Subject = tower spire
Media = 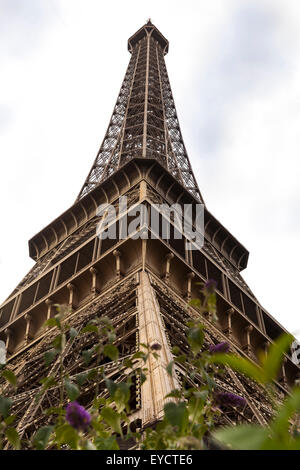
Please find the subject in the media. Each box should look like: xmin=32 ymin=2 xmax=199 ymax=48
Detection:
xmin=77 ymin=22 xmax=203 ymax=203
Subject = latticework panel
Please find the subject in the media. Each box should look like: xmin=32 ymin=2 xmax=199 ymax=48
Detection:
xmin=77 ymin=23 xmax=202 ymax=202
xmin=1 ymin=276 xmax=140 ymax=445
xmin=150 ymin=274 xmax=275 ymax=427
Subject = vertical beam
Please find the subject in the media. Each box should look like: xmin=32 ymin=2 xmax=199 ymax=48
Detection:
xmin=138 ymin=271 xmax=179 ymax=425
xmin=142 ymin=33 xmax=150 ymax=158
xmin=89 ymin=267 xmax=99 ymax=297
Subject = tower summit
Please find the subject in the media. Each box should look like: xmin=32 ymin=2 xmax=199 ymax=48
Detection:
xmin=77 ymin=20 xmax=202 ymax=202
xmin=0 ymin=22 xmax=299 ymax=445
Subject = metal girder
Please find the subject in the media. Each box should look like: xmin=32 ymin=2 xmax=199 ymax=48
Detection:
xmin=77 ymin=22 xmax=203 ymax=203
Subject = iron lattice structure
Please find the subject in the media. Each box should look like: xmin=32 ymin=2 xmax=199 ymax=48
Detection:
xmin=0 ymin=22 xmax=299 ymax=448
xmin=77 ymin=21 xmax=202 ymax=202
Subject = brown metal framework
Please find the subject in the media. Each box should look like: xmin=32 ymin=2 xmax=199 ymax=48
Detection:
xmin=77 ymin=21 xmax=202 ymax=202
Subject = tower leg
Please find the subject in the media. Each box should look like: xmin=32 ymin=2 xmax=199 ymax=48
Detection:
xmin=138 ymin=271 xmax=179 ymax=426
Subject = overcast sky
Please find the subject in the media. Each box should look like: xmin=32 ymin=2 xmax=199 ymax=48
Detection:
xmin=0 ymin=0 xmax=300 ymax=339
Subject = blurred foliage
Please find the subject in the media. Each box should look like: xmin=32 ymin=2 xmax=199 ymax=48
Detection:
xmin=0 ymin=281 xmax=299 ymax=450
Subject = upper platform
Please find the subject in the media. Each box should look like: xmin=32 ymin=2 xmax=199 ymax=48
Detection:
xmin=128 ymin=20 xmax=169 ymax=54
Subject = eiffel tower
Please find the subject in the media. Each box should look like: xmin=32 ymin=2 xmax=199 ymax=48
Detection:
xmin=0 ymin=21 xmax=299 ymax=444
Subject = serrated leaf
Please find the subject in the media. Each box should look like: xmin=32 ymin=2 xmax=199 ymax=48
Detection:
xmin=189 ymin=298 xmax=201 ymax=307
xmin=44 ymin=317 xmax=61 ymax=329
xmin=103 ymin=344 xmax=119 ymax=362
xmin=271 ymin=387 xmax=300 ymax=437
xmin=69 ymin=328 xmax=78 ymax=340
xmin=210 ymin=353 xmax=263 ymax=384
xmin=82 ymin=348 xmax=94 ymax=365
xmin=88 ymin=369 xmax=98 ymax=380
xmin=44 ymin=349 xmax=58 ymax=366
xmin=33 ymin=426 xmax=54 ymax=450
xmin=2 ymin=369 xmax=17 ymax=387
xmin=94 ymin=435 xmax=119 ymax=450
xmin=261 ymin=333 xmax=294 ymax=384
xmin=107 ymin=332 xmax=116 ymax=343
xmin=213 ymin=424 xmax=269 ymax=450
xmin=112 ymin=382 xmax=131 ymax=412
xmin=75 ymin=372 xmax=89 ymax=387
xmin=45 ymin=407 xmax=65 ymax=416
xmin=132 ymin=351 xmax=147 ymax=361
xmin=52 ymin=333 xmax=66 ymax=352
xmin=40 ymin=376 xmax=57 ymax=389
xmin=187 ymin=325 xmax=204 ymax=354
xmin=124 ymin=358 xmax=134 ymax=369
xmin=54 ymin=423 xmax=78 ymax=450
xmin=82 ymin=325 xmax=99 ymax=334
xmin=64 ymin=379 xmax=80 ymax=401
xmin=164 ymin=402 xmax=188 ymax=433
xmin=101 ymin=407 xmax=122 ymax=435
xmin=165 ymin=389 xmax=182 ymax=399
xmin=166 ymin=361 xmax=174 ymax=376
xmin=105 ymin=378 xmax=118 ymax=397
xmin=5 ymin=427 xmax=21 ymax=450
xmin=0 ymin=396 xmax=12 ymax=419
xmin=140 ymin=372 xmax=146 ymax=385
xmin=5 ymin=427 xmax=20 ymax=449
xmin=4 ymin=414 xmax=16 ymax=425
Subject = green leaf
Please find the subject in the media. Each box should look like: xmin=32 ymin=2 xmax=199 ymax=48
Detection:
xmin=103 ymin=344 xmax=119 ymax=362
xmin=40 ymin=376 xmax=57 ymax=390
xmin=33 ymin=426 xmax=54 ymax=450
xmin=82 ymin=324 xmax=99 ymax=334
xmin=69 ymin=328 xmax=78 ymax=340
xmin=105 ymin=380 xmax=131 ymax=412
xmin=187 ymin=325 xmax=204 ymax=354
xmin=187 ymin=394 xmax=206 ymax=423
xmin=107 ymin=332 xmax=116 ymax=343
xmin=123 ymin=358 xmax=134 ymax=369
xmin=172 ymin=346 xmax=180 ymax=355
xmin=105 ymin=378 xmax=118 ymax=397
xmin=140 ymin=372 xmax=146 ymax=385
xmin=2 ymin=369 xmax=17 ymax=387
xmin=261 ymin=333 xmax=294 ymax=384
xmin=101 ymin=407 xmax=122 ymax=435
xmin=82 ymin=439 xmax=96 ymax=450
xmin=0 ymin=396 xmax=12 ymax=419
xmin=54 ymin=423 xmax=79 ymax=449
xmin=45 ymin=407 xmax=65 ymax=416
xmin=82 ymin=348 xmax=94 ymax=365
xmin=94 ymin=435 xmax=119 ymax=450
xmin=210 ymin=353 xmax=263 ymax=384
xmin=5 ymin=427 xmax=21 ymax=450
xmin=44 ymin=317 xmax=60 ymax=328
xmin=189 ymin=298 xmax=201 ymax=308
xmin=213 ymin=424 xmax=269 ymax=450
xmin=52 ymin=333 xmax=66 ymax=352
xmin=64 ymin=379 xmax=80 ymax=401
xmin=166 ymin=361 xmax=174 ymax=376
xmin=271 ymin=387 xmax=300 ymax=437
xmin=4 ymin=415 xmax=16 ymax=425
xmin=165 ymin=389 xmax=182 ymax=399
xmin=132 ymin=351 xmax=147 ymax=361
xmin=44 ymin=349 xmax=58 ymax=366
xmin=164 ymin=402 xmax=189 ymax=433
xmin=75 ymin=372 xmax=89 ymax=387
xmin=88 ymin=369 xmax=98 ymax=380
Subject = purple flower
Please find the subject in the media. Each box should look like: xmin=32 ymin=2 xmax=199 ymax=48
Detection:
xmin=203 ymin=279 xmax=217 ymax=293
xmin=151 ymin=343 xmax=162 ymax=351
xmin=215 ymin=392 xmax=247 ymax=408
xmin=66 ymin=401 xmax=91 ymax=431
xmin=209 ymin=342 xmax=230 ymax=354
